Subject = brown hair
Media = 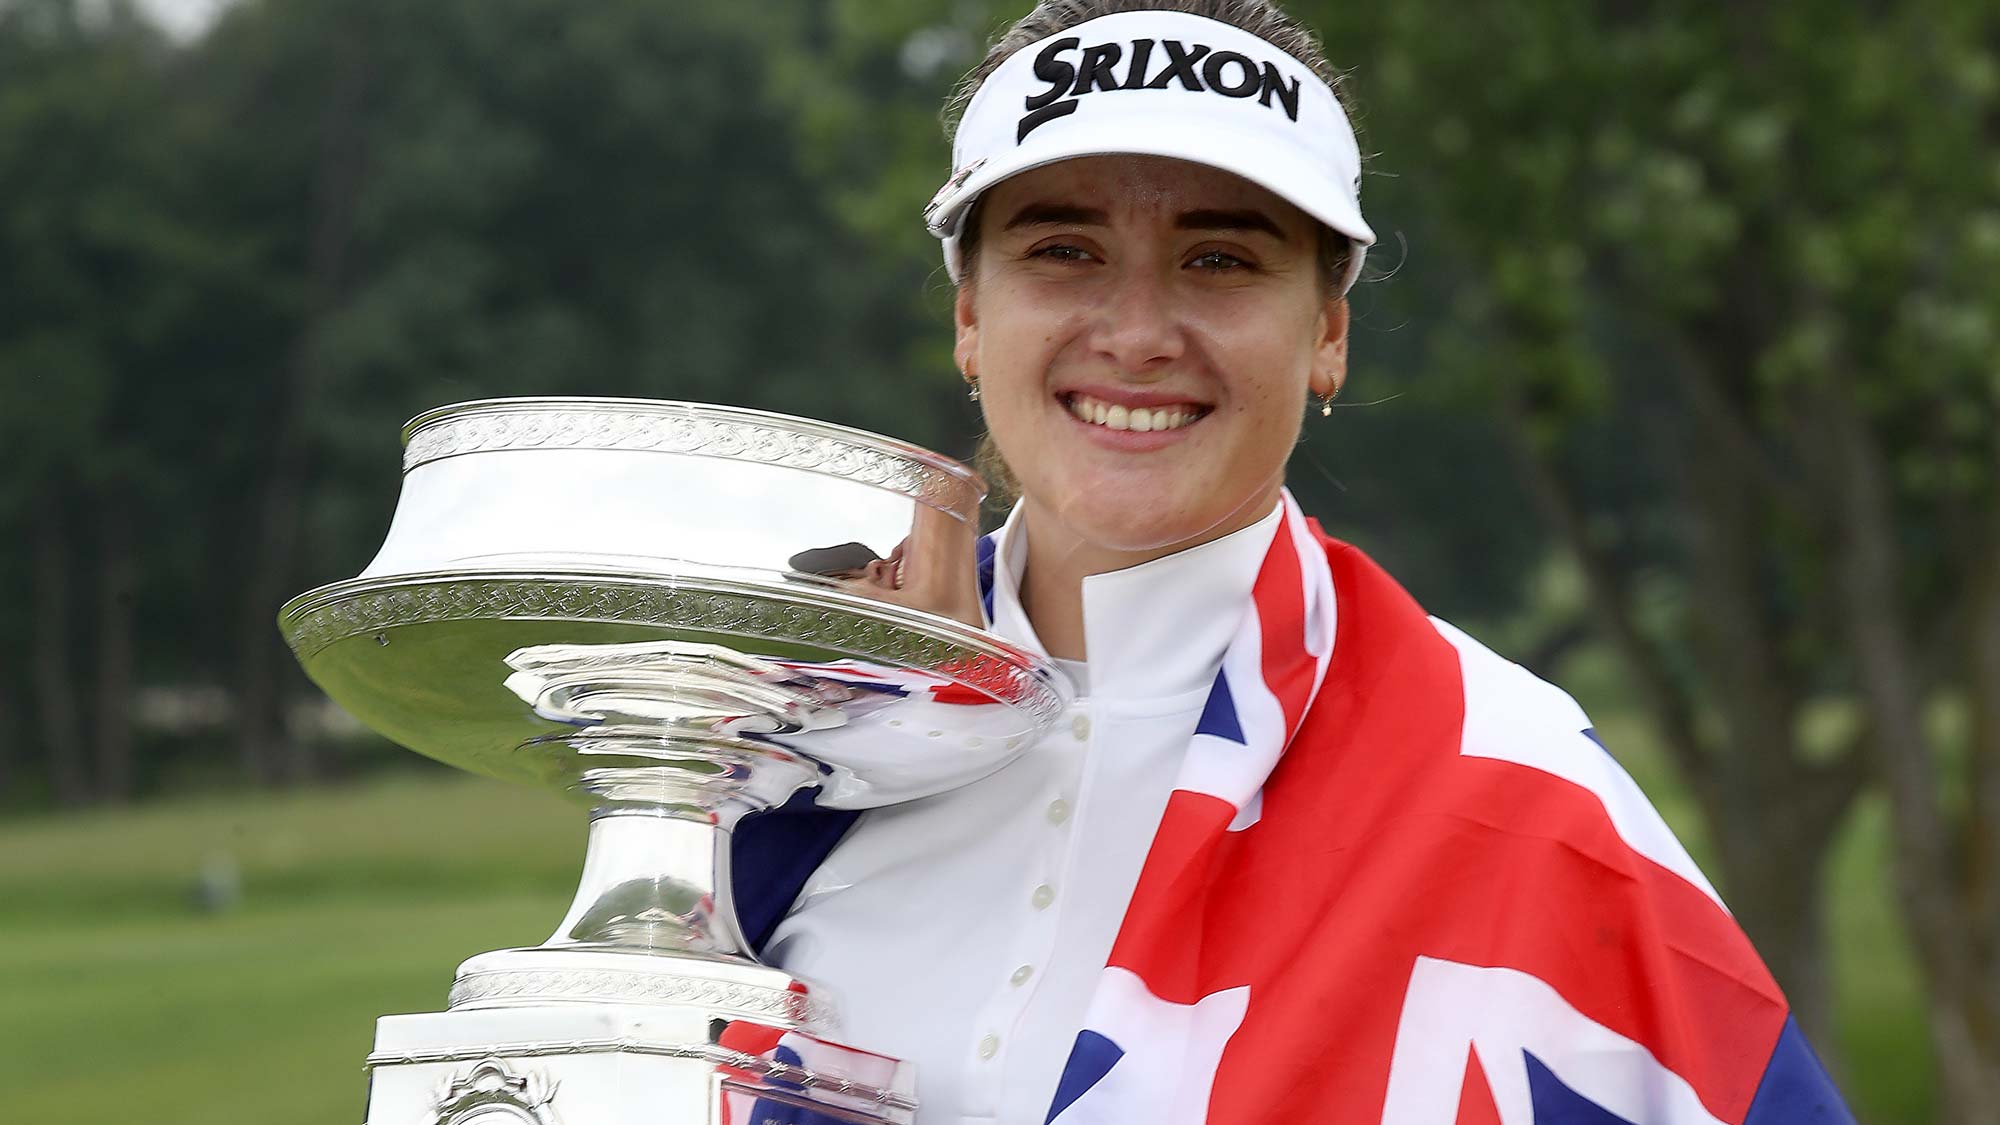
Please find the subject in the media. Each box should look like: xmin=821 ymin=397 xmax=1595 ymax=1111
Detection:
xmin=952 ymin=1 xmax=1360 ymax=508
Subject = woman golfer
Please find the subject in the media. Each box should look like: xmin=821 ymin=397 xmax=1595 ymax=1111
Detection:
xmin=737 ymin=3 xmax=1854 ymax=1121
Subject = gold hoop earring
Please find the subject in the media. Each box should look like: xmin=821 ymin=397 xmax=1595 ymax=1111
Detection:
xmin=1317 ymin=385 xmax=1339 ymax=417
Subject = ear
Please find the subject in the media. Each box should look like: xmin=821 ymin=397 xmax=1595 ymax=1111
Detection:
xmin=1308 ymin=296 xmax=1350 ymax=400
xmin=954 ymin=282 xmax=980 ymax=381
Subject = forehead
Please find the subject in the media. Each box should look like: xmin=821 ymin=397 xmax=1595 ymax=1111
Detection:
xmin=980 ymin=154 xmax=1310 ymax=233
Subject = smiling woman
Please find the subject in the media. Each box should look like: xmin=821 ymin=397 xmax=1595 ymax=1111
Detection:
xmin=735 ymin=3 xmax=1856 ymax=1124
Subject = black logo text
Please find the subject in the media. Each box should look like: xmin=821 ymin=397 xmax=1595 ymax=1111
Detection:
xmin=1018 ymin=36 xmax=1303 ymax=142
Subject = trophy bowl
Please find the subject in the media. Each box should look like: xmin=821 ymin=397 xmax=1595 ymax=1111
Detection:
xmin=279 ymin=398 xmax=1068 ymax=1123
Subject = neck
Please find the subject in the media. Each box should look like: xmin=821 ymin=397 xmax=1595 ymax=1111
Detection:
xmin=1015 ymin=485 xmax=1283 ymax=662
xmin=1016 ymin=510 xmax=1131 ymax=662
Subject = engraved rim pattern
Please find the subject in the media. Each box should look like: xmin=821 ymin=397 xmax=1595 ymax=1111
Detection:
xmin=278 ymin=572 xmax=1065 ymax=725
xmin=448 ymin=967 xmax=837 ymax=1030
xmin=400 ymin=398 xmax=984 ymax=521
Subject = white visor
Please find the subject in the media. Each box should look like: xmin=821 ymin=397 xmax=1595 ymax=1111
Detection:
xmin=926 ymin=10 xmax=1375 ymax=292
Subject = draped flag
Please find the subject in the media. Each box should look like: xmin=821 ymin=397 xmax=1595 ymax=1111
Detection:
xmin=1038 ymin=492 xmax=1852 ymax=1124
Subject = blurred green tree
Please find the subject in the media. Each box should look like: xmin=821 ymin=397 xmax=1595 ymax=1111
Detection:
xmin=171 ymin=0 xmax=971 ymax=782
xmin=0 ymin=0 xmax=980 ymax=798
xmin=0 ymin=0 xmax=254 ymax=804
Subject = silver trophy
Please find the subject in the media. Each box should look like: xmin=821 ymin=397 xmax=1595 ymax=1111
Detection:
xmin=280 ymin=398 xmax=1067 ymax=1124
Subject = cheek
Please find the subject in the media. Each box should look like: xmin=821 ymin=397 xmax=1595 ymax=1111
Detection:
xmin=972 ymin=312 xmax=1057 ymax=459
xmin=1224 ymin=386 xmax=1305 ymax=463
xmin=1201 ymin=305 xmax=1319 ymax=411
xmin=976 ymin=291 xmax=1075 ymax=396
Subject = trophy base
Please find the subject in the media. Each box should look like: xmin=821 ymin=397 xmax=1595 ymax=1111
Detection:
xmin=365 ymin=1002 xmax=915 ymax=1124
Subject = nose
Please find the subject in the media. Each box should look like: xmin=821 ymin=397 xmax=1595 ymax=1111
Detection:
xmin=1087 ymin=264 xmax=1185 ymax=373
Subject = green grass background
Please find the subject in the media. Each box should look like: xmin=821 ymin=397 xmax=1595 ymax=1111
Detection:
xmin=0 ymin=723 xmax=1934 ymax=1123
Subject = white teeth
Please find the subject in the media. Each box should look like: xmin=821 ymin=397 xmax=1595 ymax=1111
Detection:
xmin=1064 ymin=394 xmax=1202 ymax=432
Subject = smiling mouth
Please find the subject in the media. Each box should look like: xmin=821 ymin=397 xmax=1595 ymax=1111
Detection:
xmin=1060 ymin=392 xmax=1211 ymax=433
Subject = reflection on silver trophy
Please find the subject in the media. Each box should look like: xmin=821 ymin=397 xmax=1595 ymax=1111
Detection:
xmin=279 ymin=398 xmax=1068 ymax=1124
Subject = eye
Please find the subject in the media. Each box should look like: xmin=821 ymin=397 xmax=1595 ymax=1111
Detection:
xmin=1186 ymin=248 xmax=1253 ymax=271
xmin=1028 ymin=242 xmax=1098 ymax=263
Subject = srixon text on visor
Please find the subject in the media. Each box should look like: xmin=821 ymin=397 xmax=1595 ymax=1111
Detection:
xmin=1018 ymin=37 xmax=1303 ymax=142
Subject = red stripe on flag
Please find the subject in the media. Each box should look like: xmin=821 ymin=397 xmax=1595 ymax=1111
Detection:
xmin=1455 ymin=1047 xmax=1503 ymax=1125
xmin=1249 ymin=519 xmax=1315 ymax=736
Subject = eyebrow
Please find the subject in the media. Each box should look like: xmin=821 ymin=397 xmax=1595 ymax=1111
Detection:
xmin=999 ymin=202 xmax=1290 ymax=241
xmin=1001 ymin=202 xmax=1109 ymax=230
xmin=1175 ymin=208 xmax=1288 ymax=240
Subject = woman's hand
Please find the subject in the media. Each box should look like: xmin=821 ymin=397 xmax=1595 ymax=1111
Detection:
xmin=840 ymin=504 xmax=985 ymax=629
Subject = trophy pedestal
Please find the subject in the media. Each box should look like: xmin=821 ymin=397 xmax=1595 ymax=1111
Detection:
xmin=365 ymin=1001 xmax=915 ymax=1124
xmin=357 ymin=811 xmax=919 ymax=1124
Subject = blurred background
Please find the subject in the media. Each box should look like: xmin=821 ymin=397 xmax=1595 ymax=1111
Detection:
xmin=1 ymin=0 xmax=1992 ymax=1120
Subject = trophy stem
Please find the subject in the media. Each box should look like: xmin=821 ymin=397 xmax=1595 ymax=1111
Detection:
xmin=545 ymin=805 xmax=756 ymax=960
